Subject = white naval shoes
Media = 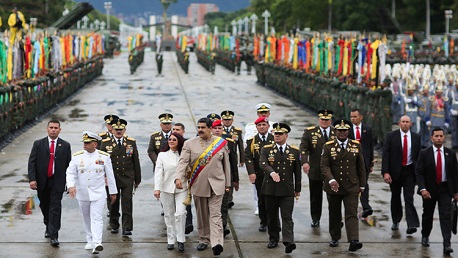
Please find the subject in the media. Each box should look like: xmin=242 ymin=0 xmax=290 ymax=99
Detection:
xmin=84 ymin=242 xmax=93 ymax=250
xmin=92 ymin=244 xmax=103 ymax=254
xmin=254 ymin=207 xmax=259 ymax=215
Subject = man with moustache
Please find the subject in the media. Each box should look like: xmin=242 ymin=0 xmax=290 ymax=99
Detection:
xmin=148 ymin=113 xmax=174 ymax=166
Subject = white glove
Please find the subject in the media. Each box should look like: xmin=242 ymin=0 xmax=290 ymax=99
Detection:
xmin=452 ymin=109 xmax=458 ymax=116
xmin=426 ymin=121 xmax=432 ymax=126
xmin=445 ymin=123 xmax=450 ymax=128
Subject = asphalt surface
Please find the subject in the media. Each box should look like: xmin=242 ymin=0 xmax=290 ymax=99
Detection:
xmin=0 ymin=50 xmax=455 ymax=257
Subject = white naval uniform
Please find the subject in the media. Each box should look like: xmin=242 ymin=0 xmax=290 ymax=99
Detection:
xmin=66 ymin=150 xmax=117 ymax=246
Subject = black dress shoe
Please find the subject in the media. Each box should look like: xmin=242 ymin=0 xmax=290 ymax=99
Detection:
xmin=444 ymin=246 xmax=454 ymax=254
xmin=196 ymin=243 xmax=208 ymax=251
xmin=178 ymin=242 xmax=185 ymax=252
xmin=348 ymin=240 xmax=363 ymax=251
xmin=285 ymin=243 xmax=296 ymax=253
xmin=50 ymin=238 xmax=60 ymax=247
xmin=329 ymin=239 xmax=339 ymax=247
xmin=167 ymin=244 xmax=174 ymax=250
xmin=107 ymin=211 xmax=110 ymax=218
xmin=185 ymin=224 xmax=194 ymax=234
xmin=212 ymin=244 xmax=223 ymax=255
xmin=224 ymin=228 xmax=231 ymax=237
xmin=122 ymin=230 xmax=132 ymax=236
xmin=406 ymin=227 xmax=417 ymax=234
xmin=45 ymin=231 xmax=50 ymax=238
xmin=421 ymin=237 xmax=430 ymax=247
xmin=161 ymin=211 xmax=164 ymax=216
xmin=391 ymin=222 xmax=399 ymax=230
xmin=258 ymin=225 xmax=267 ymax=232
xmin=267 ymin=241 xmax=278 ymax=248
xmin=111 ymin=228 xmax=119 ymax=234
xmin=311 ymin=220 xmax=320 ymax=228
xmin=228 ymin=201 xmax=234 ymax=208
xmin=362 ymin=209 xmax=373 ymax=218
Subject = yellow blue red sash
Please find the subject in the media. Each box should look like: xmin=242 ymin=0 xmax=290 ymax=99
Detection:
xmin=189 ymin=137 xmax=226 ymax=187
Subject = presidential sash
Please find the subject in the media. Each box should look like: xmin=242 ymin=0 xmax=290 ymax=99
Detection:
xmin=189 ymin=137 xmax=227 ymax=187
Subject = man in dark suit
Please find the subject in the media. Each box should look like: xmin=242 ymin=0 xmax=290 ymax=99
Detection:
xmin=260 ymin=123 xmax=301 ymax=254
xmin=300 ymin=109 xmax=336 ymax=227
xmin=416 ymin=127 xmax=458 ymax=255
xmin=321 ymin=120 xmax=366 ymax=251
xmin=245 ymin=116 xmax=275 ymax=232
xmin=382 ymin=115 xmax=421 ymax=234
xmin=28 ymin=120 xmax=72 ymax=247
xmin=348 ymin=109 xmax=375 ymax=218
xmin=100 ymin=118 xmax=141 ymax=236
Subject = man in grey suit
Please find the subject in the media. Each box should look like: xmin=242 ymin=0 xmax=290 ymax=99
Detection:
xmin=175 ymin=117 xmax=231 ymax=256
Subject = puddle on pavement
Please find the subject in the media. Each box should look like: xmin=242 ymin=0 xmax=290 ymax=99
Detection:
xmin=1 ymin=199 xmax=14 ymax=213
xmin=0 ymin=171 xmax=15 ymax=179
xmin=49 ymin=114 xmax=66 ymax=122
xmin=68 ymin=100 xmax=80 ymax=106
xmin=69 ymin=108 xmax=88 ymax=118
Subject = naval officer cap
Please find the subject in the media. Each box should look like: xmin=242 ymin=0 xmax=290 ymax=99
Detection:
xmin=111 ymin=118 xmax=128 ymax=130
xmin=256 ymin=103 xmax=271 ymax=112
xmin=207 ymin=113 xmax=221 ymax=122
xmin=221 ymin=110 xmax=235 ymax=120
xmin=82 ymin=131 xmax=102 ymax=142
xmin=104 ymin=114 xmax=119 ymax=124
xmin=333 ymin=120 xmax=351 ymax=130
xmin=317 ymin=109 xmax=333 ymax=120
xmin=158 ymin=113 xmax=173 ymax=123
xmin=272 ymin=122 xmax=291 ymax=133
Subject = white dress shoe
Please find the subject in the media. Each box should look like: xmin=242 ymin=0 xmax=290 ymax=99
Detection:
xmin=92 ymin=243 xmax=103 ymax=254
xmin=84 ymin=242 xmax=93 ymax=250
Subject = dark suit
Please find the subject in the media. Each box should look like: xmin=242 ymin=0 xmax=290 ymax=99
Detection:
xmin=300 ymin=125 xmax=336 ymax=222
xmin=416 ymin=146 xmax=458 ymax=245
xmin=28 ymin=137 xmax=71 ymax=239
xmin=221 ymin=138 xmax=239 ymax=228
xmin=100 ymin=136 xmax=141 ymax=231
xmin=260 ymin=144 xmax=301 ymax=244
xmin=382 ymin=129 xmax=421 ymax=227
xmin=348 ymin=123 xmax=374 ymax=211
xmin=245 ymin=133 xmax=275 ymax=226
xmin=321 ymin=139 xmax=366 ymax=242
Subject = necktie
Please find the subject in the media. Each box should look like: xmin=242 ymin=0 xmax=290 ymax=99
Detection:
xmin=165 ymin=134 xmax=169 ymax=141
xmin=323 ymin=129 xmax=328 ymax=142
xmin=117 ymin=139 xmax=122 ymax=148
xmin=341 ymin=143 xmax=345 ymax=150
xmin=436 ymin=148 xmax=442 ymax=184
xmin=356 ymin=126 xmax=361 ymax=141
xmin=47 ymin=140 xmax=55 ymax=178
xmin=402 ymin=134 xmax=408 ymax=166
xmin=262 ymin=135 xmax=266 ymax=142
xmin=279 ymin=146 xmax=283 ymax=155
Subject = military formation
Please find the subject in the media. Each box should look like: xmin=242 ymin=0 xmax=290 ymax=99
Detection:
xmin=127 ymin=34 xmax=145 ymax=74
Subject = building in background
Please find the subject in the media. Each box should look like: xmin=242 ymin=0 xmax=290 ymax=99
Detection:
xmin=187 ymin=3 xmax=219 ymax=27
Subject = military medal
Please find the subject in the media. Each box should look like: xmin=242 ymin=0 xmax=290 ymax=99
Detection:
xmin=126 ymin=145 xmax=133 ymax=155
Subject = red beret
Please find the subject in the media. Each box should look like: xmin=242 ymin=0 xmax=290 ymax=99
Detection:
xmin=212 ymin=119 xmax=222 ymax=127
xmin=255 ymin=116 xmax=269 ymax=125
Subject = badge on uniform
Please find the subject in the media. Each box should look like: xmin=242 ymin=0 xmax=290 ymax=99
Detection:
xmin=126 ymin=145 xmax=133 ymax=155
xmin=95 ymin=159 xmax=105 ymax=165
xmin=155 ymin=140 xmax=161 ymax=146
xmin=232 ymin=134 xmax=238 ymax=141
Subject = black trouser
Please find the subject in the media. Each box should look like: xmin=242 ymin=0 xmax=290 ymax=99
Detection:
xmin=110 ymin=183 xmax=134 ymax=231
xmin=186 ymin=205 xmax=193 ymax=226
xmin=360 ymin=171 xmax=372 ymax=211
xmin=390 ymin=165 xmax=420 ymax=227
xmin=265 ymin=195 xmax=294 ymax=244
xmin=327 ymin=193 xmax=359 ymax=241
xmin=421 ymin=183 xmax=452 ymax=245
xmin=254 ymin=176 xmax=267 ymax=226
xmin=37 ymin=176 xmax=64 ymax=239
xmin=309 ymin=178 xmax=324 ymax=221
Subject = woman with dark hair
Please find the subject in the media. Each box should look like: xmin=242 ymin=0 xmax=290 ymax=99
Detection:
xmin=154 ymin=132 xmax=188 ymax=252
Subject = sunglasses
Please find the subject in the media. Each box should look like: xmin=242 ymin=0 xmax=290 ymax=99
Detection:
xmin=168 ymin=138 xmax=178 ymax=142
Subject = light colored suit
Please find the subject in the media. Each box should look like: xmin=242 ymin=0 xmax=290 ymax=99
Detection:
xmin=176 ymin=136 xmax=231 ymax=248
xmin=66 ymin=150 xmax=117 ymax=245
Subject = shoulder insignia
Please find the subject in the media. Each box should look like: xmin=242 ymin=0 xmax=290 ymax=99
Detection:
xmin=289 ymin=145 xmax=299 ymax=150
xmin=351 ymin=140 xmax=360 ymax=144
xmin=226 ymin=138 xmax=235 ymax=142
xmin=234 ymin=127 xmax=242 ymax=131
xmin=97 ymin=150 xmax=110 ymax=156
xmin=246 ymin=123 xmax=254 ymax=126
xmin=307 ymin=126 xmax=316 ymax=130
xmin=326 ymin=140 xmax=335 ymax=145
xmin=127 ymin=137 xmax=136 ymax=141
xmin=102 ymin=138 xmax=111 ymax=142
xmin=151 ymin=131 xmax=160 ymax=136
xmin=73 ymin=150 xmax=84 ymax=156
xmin=98 ymin=132 xmax=107 ymax=137
xmin=264 ymin=144 xmax=274 ymax=148
xmin=247 ymin=136 xmax=254 ymax=141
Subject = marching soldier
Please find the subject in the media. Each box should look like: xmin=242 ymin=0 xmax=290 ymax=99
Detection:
xmin=148 ymin=113 xmax=173 ymax=167
xmin=99 ymin=118 xmax=141 ymax=236
xmin=426 ymin=84 xmax=450 ymax=131
xmin=260 ymin=122 xmax=301 ymax=254
xmin=418 ymin=85 xmax=431 ymax=147
xmin=244 ymin=103 xmax=275 ymax=141
xmin=98 ymin=114 xmax=119 ymax=148
xmin=448 ymin=81 xmax=458 ymax=149
xmin=300 ymin=110 xmax=335 ymax=227
xmin=401 ymin=82 xmax=419 ymax=133
xmin=156 ymin=51 xmax=163 ymax=77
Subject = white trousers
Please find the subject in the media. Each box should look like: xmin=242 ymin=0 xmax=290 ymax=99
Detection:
xmin=161 ymin=191 xmax=187 ymax=244
xmin=78 ymin=199 xmax=105 ymax=244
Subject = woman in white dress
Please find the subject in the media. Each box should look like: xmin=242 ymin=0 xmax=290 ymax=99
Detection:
xmin=154 ymin=132 xmax=187 ymax=252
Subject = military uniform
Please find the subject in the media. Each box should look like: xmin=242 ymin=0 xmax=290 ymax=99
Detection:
xmin=320 ymin=120 xmax=365 ymax=251
xmin=448 ymin=86 xmax=458 ymax=148
xmin=156 ymin=52 xmax=163 ymax=76
xmin=426 ymin=86 xmax=450 ymax=130
xmin=99 ymin=119 xmax=141 ymax=234
xmin=244 ymin=103 xmax=275 ymax=141
xmin=259 ymin=123 xmax=301 ymax=254
xmin=417 ymin=91 xmax=431 ymax=147
xmin=147 ymin=113 xmax=173 ymax=166
xmin=401 ymin=92 xmax=419 ymax=133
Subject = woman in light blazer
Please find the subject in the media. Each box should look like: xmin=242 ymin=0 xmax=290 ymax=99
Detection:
xmin=154 ymin=132 xmax=187 ymax=252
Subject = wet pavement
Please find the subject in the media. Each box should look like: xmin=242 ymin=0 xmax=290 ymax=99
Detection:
xmin=0 ymin=50 xmax=455 ymax=257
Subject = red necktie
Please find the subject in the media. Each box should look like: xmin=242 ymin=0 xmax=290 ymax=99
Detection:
xmin=48 ymin=140 xmax=55 ymax=177
xmin=436 ymin=148 xmax=442 ymax=184
xmin=402 ymin=135 xmax=408 ymax=166
xmin=356 ymin=126 xmax=361 ymax=141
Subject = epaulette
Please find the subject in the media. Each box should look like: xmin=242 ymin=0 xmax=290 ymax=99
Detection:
xmin=351 ymin=140 xmax=360 ymax=144
xmin=73 ymin=150 xmax=84 ymax=156
xmin=245 ymin=123 xmax=254 ymax=126
xmin=234 ymin=127 xmax=242 ymax=131
xmin=98 ymin=132 xmax=107 ymax=137
xmin=102 ymin=138 xmax=111 ymax=142
xmin=325 ymin=140 xmax=335 ymax=145
xmin=289 ymin=145 xmax=299 ymax=150
xmin=226 ymin=138 xmax=234 ymax=142
xmin=97 ymin=150 xmax=110 ymax=156
xmin=264 ymin=144 xmax=274 ymax=148
xmin=151 ymin=131 xmax=160 ymax=136
xmin=247 ymin=136 xmax=254 ymax=141
xmin=127 ymin=137 xmax=136 ymax=141
xmin=307 ymin=126 xmax=316 ymax=130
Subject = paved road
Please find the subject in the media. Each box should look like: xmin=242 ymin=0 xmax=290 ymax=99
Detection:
xmin=0 ymin=51 xmax=454 ymax=257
